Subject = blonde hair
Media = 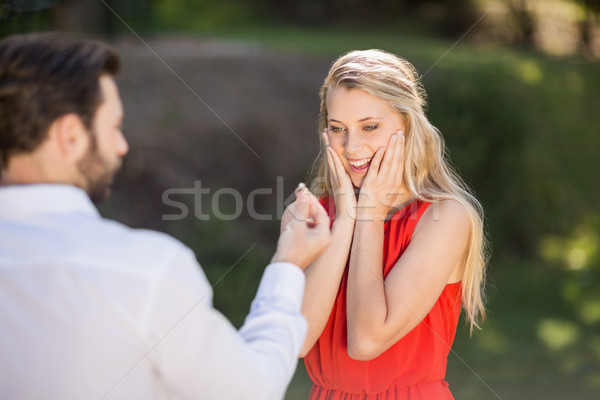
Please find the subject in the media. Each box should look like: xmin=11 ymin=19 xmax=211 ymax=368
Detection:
xmin=309 ymin=49 xmax=487 ymax=333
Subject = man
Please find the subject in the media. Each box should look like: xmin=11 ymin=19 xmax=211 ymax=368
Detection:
xmin=0 ymin=32 xmax=330 ymax=399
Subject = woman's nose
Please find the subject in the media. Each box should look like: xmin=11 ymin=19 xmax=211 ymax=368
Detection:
xmin=345 ymin=131 xmax=363 ymax=154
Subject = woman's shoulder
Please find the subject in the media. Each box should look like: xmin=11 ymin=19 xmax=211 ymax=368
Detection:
xmin=416 ymin=198 xmax=470 ymax=235
xmin=435 ymin=198 xmax=469 ymax=215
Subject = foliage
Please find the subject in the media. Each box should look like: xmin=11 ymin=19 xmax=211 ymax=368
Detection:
xmin=3 ymin=0 xmax=598 ymax=57
xmin=151 ymin=0 xmax=253 ymax=32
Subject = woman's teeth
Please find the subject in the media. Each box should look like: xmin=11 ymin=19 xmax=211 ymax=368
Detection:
xmin=349 ymin=158 xmax=372 ymax=167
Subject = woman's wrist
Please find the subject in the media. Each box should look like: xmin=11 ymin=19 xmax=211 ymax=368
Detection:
xmin=334 ymin=206 xmax=356 ymax=221
xmin=355 ymin=202 xmax=389 ymax=222
xmin=332 ymin=196 xmax=357 ymax=221
xmin=332 ymin=213 xmax=356 ymax=229
xmin=354 ymin=216 xmax=386 ymax=230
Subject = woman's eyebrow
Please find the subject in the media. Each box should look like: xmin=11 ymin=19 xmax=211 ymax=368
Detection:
xmin=328 ymin=116 xmax=384 ymax=123
xmin=358 ymin=116 xmax=383 ymax=122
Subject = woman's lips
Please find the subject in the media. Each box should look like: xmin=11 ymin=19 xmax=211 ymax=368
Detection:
xmin=348 ymin=157 xmax=373 ymax=174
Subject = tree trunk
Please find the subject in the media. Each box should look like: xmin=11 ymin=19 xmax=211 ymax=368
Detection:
xmin=509 ymin=0 xmax=536 ymax=47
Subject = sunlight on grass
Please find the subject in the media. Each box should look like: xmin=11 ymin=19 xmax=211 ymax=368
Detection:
xmin=565 ymin=70 xmax=584 ymax=93
xmin=540 ymin=222 xmax=599 ymax=270
xmin=537 ymin=318 xmax=580 ymax=351
xmin=514 ymin=60 xmax=543 ymax=85
xmin=580 ymin=297 xmax=600 ymax=324
xmin=591 ymin=336 xmax=600 ymax=363
xmin=475 ymin=326 xmax=509 ymax=354
xmin=561 ymin=279 xmax=581 ymax=304
xmin=585 ymin=336 xmax=600 ymax=389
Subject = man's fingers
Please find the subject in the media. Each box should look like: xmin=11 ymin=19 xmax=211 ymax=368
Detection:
xmin=302 ymin=191 xmax=319 ymax=228
xmin=295 ymin=182 xmax=308 ymax=197
xmin=311 ymin=201 xmax=330 ymax=230
xmin=287 ymin=195 xmax=329 ymax=232
xmin=288 ymin=192 xmax=311 ymax=222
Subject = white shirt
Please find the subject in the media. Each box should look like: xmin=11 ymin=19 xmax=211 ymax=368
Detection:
xmin=0 ymin=185 xmax=307 ymax=400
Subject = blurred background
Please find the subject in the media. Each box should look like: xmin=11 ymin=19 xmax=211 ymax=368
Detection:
xmin=2 ymin=0 xmax=599 ymax=398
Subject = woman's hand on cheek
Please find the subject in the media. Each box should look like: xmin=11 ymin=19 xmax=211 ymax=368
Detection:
xmin=324 ymin=130 xmax=357 ymax=221
xmin=357 ymin=130 xmax=406 ymax=222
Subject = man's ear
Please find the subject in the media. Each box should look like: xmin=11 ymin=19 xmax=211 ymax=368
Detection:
xmin=48 ymin=113 xmax=90 ymax=162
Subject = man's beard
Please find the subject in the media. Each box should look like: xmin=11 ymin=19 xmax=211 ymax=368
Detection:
xmin=76 ymin=135 xmax=122 ymax=204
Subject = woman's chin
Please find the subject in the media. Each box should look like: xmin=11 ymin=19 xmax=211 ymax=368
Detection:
xmin=350 ymin=176 xmax=365 ymax=189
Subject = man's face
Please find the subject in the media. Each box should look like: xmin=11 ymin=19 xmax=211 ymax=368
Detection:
xmin=77 ymin=75 xmax=128 ymax=203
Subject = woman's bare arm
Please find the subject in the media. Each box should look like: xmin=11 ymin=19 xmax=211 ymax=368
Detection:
xmin=346 ymin=200 xmax=469 ymax=360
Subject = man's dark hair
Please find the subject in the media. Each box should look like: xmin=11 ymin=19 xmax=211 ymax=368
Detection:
xmin=0 ymin=32 xmax=120 ymax=167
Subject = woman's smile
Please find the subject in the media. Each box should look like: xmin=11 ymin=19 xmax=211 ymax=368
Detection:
xmin=347 ymin=156 xmax=373 ymax=174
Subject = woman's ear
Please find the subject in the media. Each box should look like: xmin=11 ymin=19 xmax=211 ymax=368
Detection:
xmin=49 ymin=113 xmax=90 ymax=163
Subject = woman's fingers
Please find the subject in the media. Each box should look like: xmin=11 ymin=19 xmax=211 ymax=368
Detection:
xmin=327 ymin=146 xmax=347 ymax=184
xmin=396 ymin=131 xmax=406 ymax=181
xmin=358 ymin=130 xmax=406 ymax=219
xmin=365 ymin=145 xmax=385 ymax=182
xmin=323 ymin=129 xmax=356 ymax=216
xmin=372 ymin=130 xmax=405 ymax=183
xmin=323 ymin=130 xmax=345 ymax=185
xmin=325 ymin=146 xmax=336 ymax=183
xmin=323 ymin=129 xmax=353 ymax=187
xmin=322 ymin=129 xmax=330 ymax=147
xmin=324 ymin=129 xmax=347 ymax=185
xmin=379 ymin=133 xmax=397 ymax=178
xmin=328 ymin=147 xmax=341 ymax=175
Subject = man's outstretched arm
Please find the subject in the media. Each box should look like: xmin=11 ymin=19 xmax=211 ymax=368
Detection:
xmin=142 ymin=192 xmax=329 ymax=399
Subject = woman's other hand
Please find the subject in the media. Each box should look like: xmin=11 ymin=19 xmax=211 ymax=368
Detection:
xmin=357 ymin=130 xmax=406 ymax=222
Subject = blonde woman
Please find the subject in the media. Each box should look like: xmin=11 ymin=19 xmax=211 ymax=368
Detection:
xmin=298 ymin=49 xmax=487 ymax=399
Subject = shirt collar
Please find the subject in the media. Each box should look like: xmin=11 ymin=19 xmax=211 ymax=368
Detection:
xmin=0 ymin=184 xmax=100 ymax=219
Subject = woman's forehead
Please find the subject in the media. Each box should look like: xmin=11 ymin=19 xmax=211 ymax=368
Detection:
xmin=326 ymin=87 xmax=393 ymax=121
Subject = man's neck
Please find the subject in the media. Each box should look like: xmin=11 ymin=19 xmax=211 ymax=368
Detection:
xmin=1 ymin=155 xmax=52 ymax=186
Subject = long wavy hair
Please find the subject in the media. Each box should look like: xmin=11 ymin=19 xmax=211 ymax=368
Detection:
xmin=309 ymin=49 xmax=487 ymax=333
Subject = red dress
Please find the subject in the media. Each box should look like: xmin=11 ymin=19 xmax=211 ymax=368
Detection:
xmin=304 ymin=198 xmax=462 ymax=399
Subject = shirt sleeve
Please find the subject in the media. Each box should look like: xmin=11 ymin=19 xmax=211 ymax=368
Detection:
xmin=144 ymin=247 xmax=307 ymax=400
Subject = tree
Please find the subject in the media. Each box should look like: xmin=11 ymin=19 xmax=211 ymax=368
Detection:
xmin=578 ymin=0 xmax=600 ymax=57
xmin=508 ymin=0 xmax=536 ymax=47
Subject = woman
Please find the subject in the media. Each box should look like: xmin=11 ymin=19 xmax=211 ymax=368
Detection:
xmin=298 ymin=49 xmax=487 ymax=399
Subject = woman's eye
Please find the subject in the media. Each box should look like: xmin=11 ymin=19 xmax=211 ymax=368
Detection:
xmin=364 ymin=125 xmax=378 ymax=131
xmin=329 ymin=126 xmax=344 ymax=133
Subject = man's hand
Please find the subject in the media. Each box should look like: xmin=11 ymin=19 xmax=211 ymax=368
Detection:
xmin=272 ymin=187 xmax=331 ymax=270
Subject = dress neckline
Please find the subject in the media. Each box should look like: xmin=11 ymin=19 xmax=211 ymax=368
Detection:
xmin=384 ymin=198 xmax=421 ymax=223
